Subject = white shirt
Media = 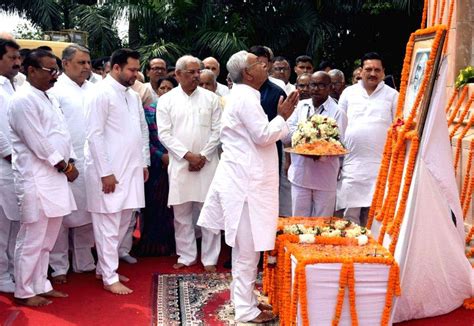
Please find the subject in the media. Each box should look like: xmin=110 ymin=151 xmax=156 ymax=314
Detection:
xmin=197 ymin=83 xmax=289 ymax=251
xmin=336 ymin=81 xmax=399 ymax=209
xmin=156 ymin=85 xmax=221 ymax=206
xmin=49 ymin=74 xmax=93 ymax=226
xmin=284 ymin=97 xmax=348 ymax=191
xmin=144 ymin=82 xmax=159 ymax=103
xmin=269 ymin=76 xmax=286 ymax=91
xmin=216 ymin=82 xmax=230 ymax=97
xmin=88 ymin=72 xmax=102 ymax=84
xmin=284 ymin=82 xmax=296 ymax=96
xmin=8 ymin=83 xmax=77 ymax=222
xmin=84 ymin=75 xmax=150 ymax=213
xmin=0 ymin=76 xmax=20 ymax=221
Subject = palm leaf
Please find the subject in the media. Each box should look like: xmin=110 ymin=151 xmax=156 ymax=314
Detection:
xmin=138 ymin=40 xmax=185 ymax=68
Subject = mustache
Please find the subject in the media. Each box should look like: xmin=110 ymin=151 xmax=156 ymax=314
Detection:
xmin=12 ymin=65 xmax=20 ymax=70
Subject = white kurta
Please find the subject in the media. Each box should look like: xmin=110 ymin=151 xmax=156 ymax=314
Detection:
xmin=198 ymin=83 xmax=289 ymax=251
xmin=284 ymin=97 xmax=348 ymax=192
xmin=216 ymin=82 xmax=230 ymax=97
xmin=336 ymin=81 xmax=399 ymax=209
xmin=0 ymin=76 xmax=20 ymax=221
xmin=49 ymin=74 xmax=93 ymax=227
xmin=84 ymin=75 xmax=150 ymax=213
xmin=8 ymin=84 xmax=77 ymax=223
xmin=156 ymin=85 xmax=221 ymax=205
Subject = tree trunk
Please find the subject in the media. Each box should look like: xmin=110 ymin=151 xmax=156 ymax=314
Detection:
xmin=128 ymin=16 xmax=140 ymax=49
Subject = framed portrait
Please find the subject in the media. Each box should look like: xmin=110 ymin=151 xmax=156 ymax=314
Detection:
xmin=402 ymin=29 xmax=446 ymax=136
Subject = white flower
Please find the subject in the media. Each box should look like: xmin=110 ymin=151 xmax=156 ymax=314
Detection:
xmin=334 ymin=220 xmax=349 ymax=230
xmin=357 ymin=235 xmax=369 ymax=246
xmin=299 ymin=234 xmax=315 ymax=243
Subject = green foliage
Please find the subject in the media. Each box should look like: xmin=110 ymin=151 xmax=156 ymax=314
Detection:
xmin=455 ymin=66 xmax=474 ymax=89
xmin=13 ymin=23 xmax=44 ymax=40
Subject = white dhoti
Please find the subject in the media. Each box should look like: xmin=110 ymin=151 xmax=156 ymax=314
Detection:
xmin=231 ymin=202 xmax=261 ymax=322
xmin=92 ymin=209 xmax=133 ymax=285
xmin=291 ymin=184 xmax=336 ymax=217
xmin=118 ymin=211 xmax=136 ymax=258
xmin=0 ymin=206 xmax=19 ymax=292
xmin=14 ymin=213 xmax=63 ymax=299
xmin=49 ymin=222 xmax=95 ymax=276
xmin=173 ymin=202 xmax=220 ymax=266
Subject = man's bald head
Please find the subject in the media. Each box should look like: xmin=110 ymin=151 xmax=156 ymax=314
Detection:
xmin=203 ymin=57 xmax=220 ymax=77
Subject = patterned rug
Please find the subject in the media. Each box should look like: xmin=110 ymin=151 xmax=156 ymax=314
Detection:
xmin=152 ymin=272 xmax=279 ymax=325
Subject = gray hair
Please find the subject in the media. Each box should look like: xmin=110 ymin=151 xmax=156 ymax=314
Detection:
xmin=226 ymin=50 xmax=249 ymax=84
xmin=62 ymin=44 xmax=90 ymax=61
xmin=175 ymin=55 xmax=201 ymax=71
xmin=328 ymin=69 xmax=345 ymax=82
xmin=296 ymin=73 xmax=311 ymax=83
xmin=200 ymin=69 xmax=217 ymax=84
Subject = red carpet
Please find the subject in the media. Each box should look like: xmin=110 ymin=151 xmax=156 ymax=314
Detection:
xmin=1 ymin=251 xmax=473 ymax=325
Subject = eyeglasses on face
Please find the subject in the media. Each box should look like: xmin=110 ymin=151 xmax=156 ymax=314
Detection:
xmin=309 ymin=82 xmax=329 ymax=90
xmin=183 ymin=69 xmax=202 ymax=75
xmin=297 ymin=83 xmax=310 ymax=89
xmin=38 ymin=66 xmax=61 ymax=76
xmin=272 ymin=67 xmax=289 ymax=73
xmin=150 ymin=67 xmax=166 ymax=72
xmin=246 ymin=61 xmax=265 ymax=70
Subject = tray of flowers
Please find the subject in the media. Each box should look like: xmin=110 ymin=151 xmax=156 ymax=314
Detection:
xmin=285 ymin=114 xmax=348 ymax=156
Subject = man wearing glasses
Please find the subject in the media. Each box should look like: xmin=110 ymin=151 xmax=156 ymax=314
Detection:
xmin=271 ymin=56 xmax=296 ymax=96
xmin=8 ymin=48 xmax=78 ymax=306
xmin=145 ymin=57 xmax=167 ymax=102
xmin=156 ymin=55 xmax=221 ymax=272
xmin=284 ymin=71 xmax=347 ymax=217
xmin=336 ymin=52 xmax=399 ymax=226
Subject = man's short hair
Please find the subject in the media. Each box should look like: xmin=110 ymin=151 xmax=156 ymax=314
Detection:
xmin=249 ymin=45 xmax=271 ymax=61
xmin=110 ymin=48 xmax=140 ymax=68
xmin=62 ymin=44 xmax=90 ymax=60
xmin=318 ymin=60 xmax=335 ymax=71
xmin=295 ymin=55 xmax=313 ymax=65
xmin=200 ymin=69 xmax=217 ymax=84
xmin=361 ymin=52 xmax=383 ymax=67
xmin=146 ymin=57 xmax=167 ymax=71
xmin=328 ymin=69 xmax=345 ymax=82
xmin=227 ymin=50 xmax=249 ymax=84
xmin=175 ymin=55 xmax=201 ymax=71
xmin=273 ymin=56 xmax=289 ymax=64
xmin=22 ymin=48 xmax=56 ymax=76
xmin=0 ymin=38 xmax=20 ymax=59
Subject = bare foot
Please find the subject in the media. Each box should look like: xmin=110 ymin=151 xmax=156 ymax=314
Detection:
xmin=39 ymin=289 xmax=68 ymax=298
xmin=173 ymin=261 xmax=197 ymax=270
xmin=204 ymin=265 xmax=216 ymax=272
xmin=104 ymin=282 xmax=133 ymax=295
xmin=51 ymin=274 xmax=67 ymax=284
xmin=96 ymin=274 xmax=130 ymax=283
xmin=15 ymin=296 xmax=52 ymax=307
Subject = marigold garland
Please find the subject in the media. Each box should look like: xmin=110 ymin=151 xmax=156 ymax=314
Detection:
xmin=462 ymin=173 xmax=474 ymax=219
xmin=447 ymin=86 xmax=469 ymax=127
xmin=454 ymin=114 xmax=474 ymax=172
xmin=442 ymin=0 xmax=456 ymax=53
xmin=460 ymin=140 xmax=474 ymax=209
xmin=449 ymin=93 xmax=474 ymax=138
xmin=464 ymin=297 xmax=474 ymax=310
xmin=420 ymin=0 xmax=429 ymax=29
xmin=430 ymin=0 xmax=438 ymax=27
xmin=445 ymin=88 xmax=459 ymax=113
xmin=438 ymin=0 xmax=446 ymax=25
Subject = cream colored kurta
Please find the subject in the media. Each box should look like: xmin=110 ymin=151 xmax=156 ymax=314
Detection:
xmin=336 ymin=81 xmax=399 ymax=209
xmin=156 ymin=85 xmax=221 ymax=206
xmin=197 ymin=83 xmax=289 ymax=251
xmin=8 ymin=84 xmax=77 ymax=223
xmin=84 ymin=75 xmax=150 ymax=214
xmin=49 ymin=74 xmax=93 ymax=227
xmin=0 ymin=76 xmax=20 ymax=221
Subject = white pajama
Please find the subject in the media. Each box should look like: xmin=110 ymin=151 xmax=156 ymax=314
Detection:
xmin=0 ymin=206 xmax=19 ymax=291
xmin=14 ymin=213 xmax=63 ymax=299
xmin=49 ymin=223 xmax=95 ymax=276
xmin=291 ymin=184 xmax=336 ymax=217
xmin=92 ymin=209 xmax=133 ymax=285
xmin=343 ymin=207 xmax=369 ymax=226
xmin=118 ymin=211 xmax=136 ymax=258
xmin=231 ymin=203 xmax=261 ymax=322
xmin=173 ymin=202 xmax=220 ymax=266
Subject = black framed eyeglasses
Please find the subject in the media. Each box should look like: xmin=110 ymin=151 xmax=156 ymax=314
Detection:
xmin=309 ymin=82 xmax=329 ymax=90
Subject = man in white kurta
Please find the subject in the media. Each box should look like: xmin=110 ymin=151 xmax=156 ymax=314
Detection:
xmin=0 ymin=38 xmax=21 ymax=293
xmin=48 ymin=45 xmax=96 ymax=283
xmin=284 ymin=71 xmax=348 ymax=217
xmin=336 ymin=52 xmax=399 ymax=226
xmin=157 ymin=55 xmax=221 ymax=271
xmin=85 ymin=48 xmax=149 ymax=295
xmin=202 ymin=56 xmax=230 ymax=97
xmin=9 ymin=49 xmax=78 ymax=306
xmin=198 ymin=51 xmax=299 ymax=323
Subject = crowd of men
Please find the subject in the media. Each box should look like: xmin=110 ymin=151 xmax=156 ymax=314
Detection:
xmin=0 ymin=33 xmax=398 ymax=323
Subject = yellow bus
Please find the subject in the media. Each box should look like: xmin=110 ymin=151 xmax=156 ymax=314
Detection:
xmin=15 ymin=39 xmax=74 ymax=57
